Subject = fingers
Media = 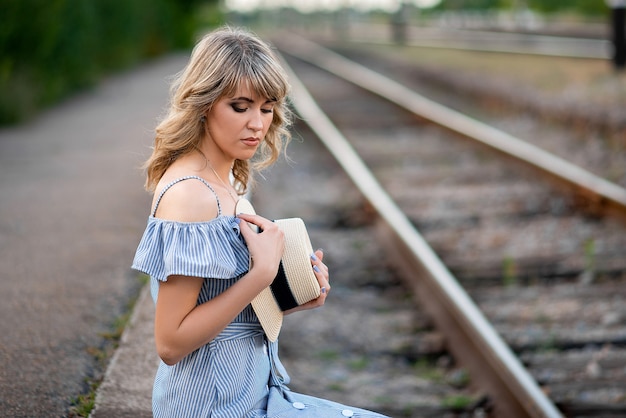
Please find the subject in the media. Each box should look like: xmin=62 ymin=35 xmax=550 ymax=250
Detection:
xmin=237 ymin=217 xmax=258 ymax=236
xmin=236 ymin=213 xmax=272 ymax=233
xmin=237 ymin=214 xmax=283 ymax=242
xmin=311 ymin=250 xmax=330 ymax=296
xmin=313 ymin=248 xmax=324 ymax=262
xmin=311 ymin=249 xmax=328 ymax=277
xmin=284 ymin=250 xmax=331 ymax=316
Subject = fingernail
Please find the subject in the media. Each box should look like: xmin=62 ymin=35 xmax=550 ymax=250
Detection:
xmin=234 ymin=218 xmax=241 ymax=224
xmin=321 ymin=287 xmax=326 ymax=294
xmin=310 ymin=253 xmax=318 ymax=261
xmin=313 ymin=265 xmax=321 ymax=273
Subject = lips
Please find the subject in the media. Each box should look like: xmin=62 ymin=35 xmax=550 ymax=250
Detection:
xmin=241 ymin=137 xmax=260 ymax=147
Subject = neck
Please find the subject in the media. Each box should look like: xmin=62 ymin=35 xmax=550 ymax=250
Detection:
xmin=196 ymin=148 xmax=238 ymax=200
xmin=195 ymin=148 xmax=229 ymax=176
xmin=209 ymin=164 xmax=231 ymax=186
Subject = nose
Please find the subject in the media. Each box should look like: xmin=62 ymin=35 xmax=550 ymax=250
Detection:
xmin=247 ymin=110 xmax=263 ymax=132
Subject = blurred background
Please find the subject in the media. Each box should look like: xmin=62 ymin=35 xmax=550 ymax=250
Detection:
xmin=0 ymin=0 xmax=621 ymax=127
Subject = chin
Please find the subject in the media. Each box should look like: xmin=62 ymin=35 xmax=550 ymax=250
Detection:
xmin=238 ymin=149 xmax=259 ymax=161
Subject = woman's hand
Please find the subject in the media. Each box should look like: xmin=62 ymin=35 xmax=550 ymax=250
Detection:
xmin=285 ymin=248 xmax=330 ymax=314
xmin=237 ymin=213 xmax=285 ymax=290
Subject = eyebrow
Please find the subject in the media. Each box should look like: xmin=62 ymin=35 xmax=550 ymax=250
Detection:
xmin=232 ymin=96 xmax=276 ymax=104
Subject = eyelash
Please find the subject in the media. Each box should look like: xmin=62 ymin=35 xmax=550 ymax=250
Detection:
xmin=231 ymin=105 xmax=273 ymax=114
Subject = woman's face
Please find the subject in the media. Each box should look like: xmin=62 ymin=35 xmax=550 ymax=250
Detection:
xmin=205 ymin=83 xmax=275 ymax=163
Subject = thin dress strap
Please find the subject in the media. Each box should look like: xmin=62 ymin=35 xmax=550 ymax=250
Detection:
xmin=151 ymin=175 xmax=221 ymax=217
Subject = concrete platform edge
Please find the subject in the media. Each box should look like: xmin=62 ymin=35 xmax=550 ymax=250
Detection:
xmin=90 ymin=284 xmax=158 ymax=417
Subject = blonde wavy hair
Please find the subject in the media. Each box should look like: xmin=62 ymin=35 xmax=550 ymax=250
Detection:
xmin=143 ymin=27 xmax=292 ymax=193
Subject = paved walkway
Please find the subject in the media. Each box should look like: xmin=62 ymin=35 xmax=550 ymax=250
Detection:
xmin=0 ymin=53 xmax=188 ymax=417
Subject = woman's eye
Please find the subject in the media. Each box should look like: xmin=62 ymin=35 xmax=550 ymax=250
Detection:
xmin=261 ymin=108 xmax=274 ymax=114
xmin=231 ymin=105 xmax=247 ymax=113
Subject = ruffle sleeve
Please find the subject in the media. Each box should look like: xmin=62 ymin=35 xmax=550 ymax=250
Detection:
xmin=131 ymin=216 xmax=250 ymax=283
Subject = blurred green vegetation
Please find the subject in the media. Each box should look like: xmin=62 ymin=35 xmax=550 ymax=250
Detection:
xmin=0 ymin=0 xmax=220 ymax=125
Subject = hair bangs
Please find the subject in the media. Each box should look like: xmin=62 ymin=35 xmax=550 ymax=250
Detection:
xmin=227 ymin=54 xmax=288 ymax=103
xmin=248 ymin=61 xmax=288 ymax=103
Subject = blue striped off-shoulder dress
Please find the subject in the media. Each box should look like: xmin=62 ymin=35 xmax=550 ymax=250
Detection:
xmin=132 ymin=176 xmax=389 ymax=418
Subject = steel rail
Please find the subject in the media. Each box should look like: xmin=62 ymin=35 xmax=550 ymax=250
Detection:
xmin=276 ymin=35 xmax=626 ymax=222
xmin=348 ymin=24 xmax=611 ymax=59
xmin=277 ymin=51 xmax=563 ymax=418
xmin=351 ymin=37 xmax=609 ymax=60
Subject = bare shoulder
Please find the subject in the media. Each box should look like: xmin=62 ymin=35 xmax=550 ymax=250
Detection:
xmin=153 ymin=176 xmax=219 ymax=222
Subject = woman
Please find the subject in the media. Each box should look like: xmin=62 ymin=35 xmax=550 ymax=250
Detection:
xmin=132 ymin=27 xmax=388 ymax=417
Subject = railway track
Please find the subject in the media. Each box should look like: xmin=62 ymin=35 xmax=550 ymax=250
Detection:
xmin=360 ymin=23 xmax=610 ymax=60
xmin=263 ymin=35 xmax=626 ymax=417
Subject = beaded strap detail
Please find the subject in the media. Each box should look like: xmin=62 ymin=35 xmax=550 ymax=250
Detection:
xmin=151 ymin=175 xmax=221 ymax=217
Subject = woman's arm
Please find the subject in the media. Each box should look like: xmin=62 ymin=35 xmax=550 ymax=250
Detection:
xmin=152 ymin=181 xmax=285 ymax=365
xmin=154 ymin=264 xmax=276 ymax=365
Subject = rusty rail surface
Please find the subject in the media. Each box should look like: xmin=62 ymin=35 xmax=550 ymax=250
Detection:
xmin=277 ymin=49 xmax=564 ymax=418
xmin=276 ymin=35 xmax=626 ymax=222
